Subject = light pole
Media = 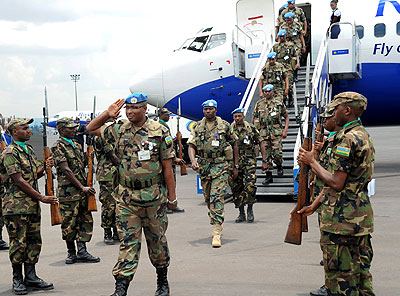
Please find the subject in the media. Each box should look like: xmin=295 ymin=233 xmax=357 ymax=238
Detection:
xmin=70 ymin=74 xmax=80 ymax=111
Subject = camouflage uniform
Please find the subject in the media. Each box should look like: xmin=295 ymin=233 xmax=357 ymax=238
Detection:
xmin=188 ymin=117 xmax=236 ymax=225
xmin=253 ymin=96 xmax=288 ymax=172
xmin=228 ymin=121 xmax=261 ymax=208
xmin=277 ymin=7 xmax=306 ymax=31
xmin=94 ymin=136 xmax=117 ymax=230
xmin=100 ymin=118 xmax=175 ymax=280
xmin=51 ymin=138 xmax=94 ymax=243
xmin=261 ymin=62 xmax=287 ymax=100
xmin=279 ymin=22 xmax=304 ymax=54
xmin=0 ymin=141 xmax=42 ymax=264
xmin=319 ymin=118 xmax=375 ymax=296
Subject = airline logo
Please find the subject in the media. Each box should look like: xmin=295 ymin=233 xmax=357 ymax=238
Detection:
xmin=332 ymin=49 xmax=349 ymax=55
xmin=376 ymin=0 xmax=400 ymax=16
xmin=248 ymin=53 xmax=261 ymax=59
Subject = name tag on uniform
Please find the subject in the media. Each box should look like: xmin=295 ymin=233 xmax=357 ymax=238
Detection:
xmin=138 ymin=150 xmax=151 ymax=161
xmin=244 ymin=139 xmax=250 ymax=144
xmin=212 ymin=140 xmax=220 ymax=147
xmin=284 ymin=55 xmax=289 ymax=60
xmin=270 ymin=111 xmax=277 ymax=116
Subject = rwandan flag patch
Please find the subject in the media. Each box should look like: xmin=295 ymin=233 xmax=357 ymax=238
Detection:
xmin=165 ymin=136 xmax=173 ymax=145
xmin=336 ymin=146 xmax=350 ymax=157
xmin=327 ymin=148 xmax=332 ymax=155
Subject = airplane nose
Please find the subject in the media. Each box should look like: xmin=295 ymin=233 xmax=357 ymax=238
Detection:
xmin=129 ymin=70 xmax=166 ymax=107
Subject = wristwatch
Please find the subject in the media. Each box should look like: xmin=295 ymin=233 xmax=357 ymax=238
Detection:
xmin=168 ymin=199 xmax=178 ymax=205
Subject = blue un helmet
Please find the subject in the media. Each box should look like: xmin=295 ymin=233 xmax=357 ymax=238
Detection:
xmin=284 ymin=12 xmax=295 ymax=19
xmin=278 ymin=29 xmax=287 ymax=37
xmin=202 ymin=99 xmax=217 ymax=108
xmin=263 ymin=84 xmax=274 ymax=92
xmin=267 ymin=52 xmax=277 ymax=59
xmin=287 ymin=0 xmax=295 ymax=4
xmin=125 ymin=93 xmax=148 ymax=104
xmin=231 ymin=108 xmax=245 ymax=114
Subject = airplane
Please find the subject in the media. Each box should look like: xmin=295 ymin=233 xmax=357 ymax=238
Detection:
xmin=129 ymin=0 xmax=400 ymax=126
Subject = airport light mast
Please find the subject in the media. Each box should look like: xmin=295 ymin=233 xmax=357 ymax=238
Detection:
xmin=70 ymin=74 xmax=80 ymax=111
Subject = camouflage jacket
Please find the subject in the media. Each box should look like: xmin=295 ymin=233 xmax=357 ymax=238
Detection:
xmin=188 ymin=117 xmax=236 ymax=179
xmin=0 ymin=141 xmax=41 ymax=215
xmin=320 ymin=120 xmax=375 ymax=236
xmin=51 ymin=137 xmax=87 ymax=202
xmin=277 ymin=7 xmax=306 ymax=29
xmin=100 ymin=118 xmax=175 ymax=204
xmin=93 ymin=136 xmax=116 ymax=182
xmin=229 ymin=121 xmax=262 ymax=166
xmin=272 ymin=41 xmax=299 ymax=71
xmin=253 ymin=96 xmax=288 ymax=138
xmin=279 ymin=22 xmax=304 ymax=48
xmin=261 ymin=62 xmax=287 ymax=92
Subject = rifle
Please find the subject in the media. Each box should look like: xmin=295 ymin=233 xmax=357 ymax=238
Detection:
xmin=87 ymin=98 xmax=97 ymax=212
xmin=43 ymin=96 xmax=63 ymax=226
xmin=309 ymin=118 xmax=324 ymax=198
xmin=284 ymin=102 xmax=313 ymax=245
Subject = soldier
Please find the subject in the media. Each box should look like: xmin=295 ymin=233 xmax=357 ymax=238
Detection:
xmin=0 ymin=175 xmax=10 ymax=250
xmin=272 ymin=29 xmax=300 ymax=107
xmin=73 ymin=117 xmax=85 ymax=151
xmin=228 ymin=108 xmax=267 ymax=223
xmin=51 ymin=117 xmax=100 ymax=265
xmin=259 ymin=52 xmax=289 ymax=102
xmin=298 ymin=92 xmax=375 ymax=296
xmin=93 ymin=135 xmax=119 ymax=244
xmin=253 ymin=85 xmax=289 ymax=185
xmin=276 ymin=0 xmax=307 ymax=39
xmin=86 ymin=94 xmax=177 ymax=296
xmin=188 ymin=99 xmax=239 ymax=248
xmin=0 ymin=118 xmax=57 ymax=295
xmin=158 ymin=107 xmax=185 ymax=214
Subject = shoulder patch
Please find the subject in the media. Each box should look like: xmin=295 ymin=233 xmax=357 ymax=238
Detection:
xmin=165 ymin=136 xmax=173 ymax=145
xmin=335 ymin=146 xmax=350 ymax=157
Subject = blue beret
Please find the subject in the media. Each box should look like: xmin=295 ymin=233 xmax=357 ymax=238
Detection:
xmin=267 ymin=52 xmax=277 ymax=59
xmin=263 ymin=84 xmax=274 ymax=92
xmin=231 ymin=108 xmax=245 ymax=114
xmin=284 ymin=12 xmax=294 ymax=18
xmin=278 ymin=29 xmax=287 ymax=37
xmin=281 ymin=3 xmax=288 ymax=8
xmin=287 ymin=0 xmax=295 ymax=3
xmin=125 ymin=93 xmax=148 ymax=104
xmin=202 ymin=99 xmax=217 ymax=108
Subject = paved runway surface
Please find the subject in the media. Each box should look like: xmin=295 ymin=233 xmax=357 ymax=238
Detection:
xmin=0 ymin=126 xmax=399 ymax=295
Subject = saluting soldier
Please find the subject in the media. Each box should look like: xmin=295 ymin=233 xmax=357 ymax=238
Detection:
xmin=51 ymin=118 xmax=100 ymax=265
xmin=259 ymin=52 xmax=289 ymax=102
xmin=0 ymin=118 xmax=56 ymax=295
xmin=298 ymin=92 xmax=375 ymax=296
xmin=188 ymin=99 xmax=239 ymax=248
xmin=93 ymin=135 xmax=119 ymax=245
xmin=86 ymin=94 xmax=177 ymax=296
xmin=272 ymin=29 xmax=300 ymax=107
xmin=228 ymin=108 xmax=267 ymax=223
xmin=158 ymin=107 xmax=185 ymax=214
xmin=276 ymin=0 xmax=307 ymax=39
xmin=253 ymin=85 xmax=289 ymax=185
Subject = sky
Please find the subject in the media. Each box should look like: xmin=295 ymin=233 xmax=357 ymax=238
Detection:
xmin=0 ymin=0 xmax=240 ymax=118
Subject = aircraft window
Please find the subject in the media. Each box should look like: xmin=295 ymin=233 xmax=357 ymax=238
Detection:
xmin=397 ymin=22 xmax=400 ymax=35
xmin=202 ymin=27 xmax=213 ymax=33
xmin=356 ymin=25 xmax=364 ymax=39
xmin=187 ymin=36 xmax=209 ymax=52
xmin=205 ymin=33 xmax=226 ymax=51
xmin=374 ymin=23 xmax=386 ymax=37
xmin=179 ymin=38 xmax=195 ymax=50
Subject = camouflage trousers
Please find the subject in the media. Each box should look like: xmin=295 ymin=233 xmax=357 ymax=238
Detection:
xmin=263 ymin=135 xmax=283 ymax=171
xmin=229 ymin=160 xmax=257 ymax=208
xmin=59 ymin=199 xmax=94 ymax=242
xmin=112 ymin=196 xmax=170 ymax=281
xmin=201 ymin=172 xmax=228 ymax=225
xmin=4 ymin=214 xmax=41 ymax=264
xmin=99 ymin=181 xmax=116 ymax=229
xmin=321 ymin=232 xmax=374 ymax=296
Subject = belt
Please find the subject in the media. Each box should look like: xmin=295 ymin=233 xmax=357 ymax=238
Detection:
xmin=197 ymin=151 xmax=224 ymax=159
xmin=119 ymin=175 xmax=162 ymax=190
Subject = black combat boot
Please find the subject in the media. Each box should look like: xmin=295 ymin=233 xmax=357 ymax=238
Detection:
xmin=65 ymin=241 xmax=77 ymax=264
xmin=113 ymin=226 xmax=120 ymax=241
xmin=310 ymin=285 xmax=328 ymax=296
xmin=12 ymin=264 xmax=27 ymax=295
xmin=76 ymin=242 xmax=100 ymax=263
xmin=235 ymin=206 xmax=246 ymax=223
xmin=24 ymin=263 xmax=54 ymax=290
xmin=0 ymin=231 xmax=9 ymax=250
xmin=277 ymin=165 xmax=284 ymax=177
xmin=110 ymin=276 xmax=130 ymax=296
xmin=262 ymin=171 xmax=273 ymax=185
xmin=294 ymin=69 xmax=298 ymax=82
xmin=247 ymin=204 xmax=254 ymax=223
xmin=288 ymin=92 xmax=294 ymax=107
xmin=104 ymin=228 xmax=114 ymax=245
xmin=155 ymin=267 xmax=169 ymax=296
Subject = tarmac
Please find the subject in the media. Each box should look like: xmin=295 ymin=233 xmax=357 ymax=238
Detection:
xmin=0 ymin=125 xmax=399 ymax=295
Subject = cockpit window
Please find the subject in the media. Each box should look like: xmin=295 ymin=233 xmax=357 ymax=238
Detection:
xmin=187 ymin=36 xmax=209 ymax=52
xmin=179 ymin=38 xmax=195 ymax=50
xmin=205 ymin=33 xmax=227 ymax=51
xmin=202 ymin=27 xmax=213 ymax=33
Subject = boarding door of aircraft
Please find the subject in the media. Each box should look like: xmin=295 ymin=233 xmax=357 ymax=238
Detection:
xmin=296 ymin=3 xmax=312 ymax=66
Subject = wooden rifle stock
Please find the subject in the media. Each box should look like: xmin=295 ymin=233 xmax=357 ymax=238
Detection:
xmin=176 ymin=131 xmax=187 ymax=176
xmin=44 ymin=148 xmax=63 ymax=225
xmin=309 ymin=123 xmax=324 ymax=198
xmin=86 ymin=145 xmax=97 ymax=211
